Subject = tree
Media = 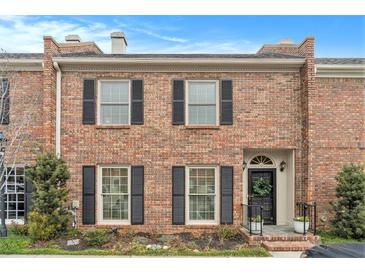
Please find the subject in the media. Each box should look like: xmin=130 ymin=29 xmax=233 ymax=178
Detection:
xmin=0 ymin=49 xmax=43 ymax=235
xmin=27 ymin=153 xmax=71 ymax=240
xmin=331 ymin=163 xmax=365 ymax=239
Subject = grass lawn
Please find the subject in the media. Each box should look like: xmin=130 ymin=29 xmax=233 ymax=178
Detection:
xmin=318 ymin=231 xmax=365 ymax=244
xmin=0 ymin=233 xmax=269 ymax=257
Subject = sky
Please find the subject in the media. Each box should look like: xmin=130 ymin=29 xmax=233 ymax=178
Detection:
xmin=0 ymin=15 xmax=364 ymax=57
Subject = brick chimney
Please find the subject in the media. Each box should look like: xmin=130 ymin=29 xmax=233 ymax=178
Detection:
xmin=111 ymin=32 xmax=127 ymax=54
xmin=257 ymin=38 xmax=300 ymax=56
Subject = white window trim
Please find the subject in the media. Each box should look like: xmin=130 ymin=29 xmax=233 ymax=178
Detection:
xmin=3 ymin=164 xmax=26 ymax=222
xmin=185 ymin=165 xmax=220 ymax=225
xmin=97 ymin=79 xmax=131 ymax=126
xmin=185 ymin=80 xmax=220 ymax=126
xmin=97 ymin=165 xmax=131 ymax=225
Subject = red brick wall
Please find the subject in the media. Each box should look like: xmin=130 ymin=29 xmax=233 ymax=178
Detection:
xmin=60 ymin=70 xmax=303 ymax=231
xmin=311 ymin=77 xmax=365 ymax=227
xmin=0 ymin=71 xmax=44 ymax=165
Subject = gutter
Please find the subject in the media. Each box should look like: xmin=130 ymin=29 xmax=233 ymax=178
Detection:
xmin=315 ymin=64 xmax=365 ymax=78
xmin=52 ymin=57 xmax=305 ymax=66
xmin=53 ymin=61 xmax=61 ymax=157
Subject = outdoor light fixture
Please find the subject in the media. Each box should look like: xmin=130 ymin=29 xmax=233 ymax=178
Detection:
xmin=280 ymin=160 xmax=287 ymax=172
xmin=242 ymin=160 xmax=247 ymax=171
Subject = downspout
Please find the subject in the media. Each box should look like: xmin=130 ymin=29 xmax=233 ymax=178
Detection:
xmin=53 ymin=62 xmax=61 ymax=157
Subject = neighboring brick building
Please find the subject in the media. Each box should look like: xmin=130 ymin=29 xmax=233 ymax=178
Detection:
xmin=0 ymin=33 xmax=364 ymax=233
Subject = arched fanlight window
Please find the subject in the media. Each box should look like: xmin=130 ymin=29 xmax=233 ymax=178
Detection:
xmin=250 ymin=155 xmax=274 ymax=166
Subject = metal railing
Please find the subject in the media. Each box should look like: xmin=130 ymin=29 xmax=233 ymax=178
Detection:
xmin=296 ymin=202 xmax=317 ymax=235
xmin=242 ymin=203 xmax=263 ymax=236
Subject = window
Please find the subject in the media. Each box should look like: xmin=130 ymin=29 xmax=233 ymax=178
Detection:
xmin=187 ymin=167 xmax=218 ymax=224
xmin=3 ymin=166 xmax=25 ymax=223
xmin=99 ymin=80 xmax=130 ymax=125
xmin=250 ymin=155 xmax=274 ymax=166
xmin=98 ymin=166 xmax=130 ymax=224
xmin=187 ymin=81 xmax=218 ymax=125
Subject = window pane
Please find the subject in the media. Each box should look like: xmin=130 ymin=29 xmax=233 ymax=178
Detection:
xmin=100 ymin=81 xmax=129 ymax=103
xmin=189 ymin=168 xmax=216 ymax=221
xmin=189 ymin=195 xmax=215 ymax=221
xmin=101 ymin=167 xmax=129 ymax=221
xmin=102 ymin=177 xmax=111 ymax=193
xmin=100 ymin=105 xmax=129 ymax=125
xmin=188 ymin=82 xmax=216 ymax=104
xmin=189 ymin=105 xmax=216 ymax=125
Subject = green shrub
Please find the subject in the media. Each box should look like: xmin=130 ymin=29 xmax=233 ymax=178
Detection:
xmin=217 ymin=225 xmax=240 ymax=242
xmin=293 ymin=216 xmax=310 ymax=222
xmin=12 ymin=224 xmax=29 ymax=236
xmin=331 ymin=163 xmax=365 ymax=239
xmin=27 ymin=153 xmax=71 ymax=241
xmin=82 ymin=230 xmax=113 ymax=247
xmin=249 ymin=215 xmax=262 ymax=223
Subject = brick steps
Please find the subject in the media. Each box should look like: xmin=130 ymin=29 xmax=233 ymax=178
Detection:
xmin=262 ymin=240 xmax=314 ymax=251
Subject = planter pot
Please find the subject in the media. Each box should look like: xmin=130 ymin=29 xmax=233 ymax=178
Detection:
xmin=293 ymin=220 xmax=309 ymax=234
xmin=249 ymin=221 xmax=263 ymax=234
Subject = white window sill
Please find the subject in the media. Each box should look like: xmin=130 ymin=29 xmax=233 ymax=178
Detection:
xmin=0 ymin=219 xmax=25 ymax=225
xmin=97 ymin=221 xmax=130 ymax=226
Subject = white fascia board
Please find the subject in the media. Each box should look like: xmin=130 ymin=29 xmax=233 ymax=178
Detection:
xmin=316 ymin=64 xmax=365 ymax=78
xmin=52 ymin=57 xmax=305 ymax=66
xmin=0 ymin=58 xmax=43 ymax=64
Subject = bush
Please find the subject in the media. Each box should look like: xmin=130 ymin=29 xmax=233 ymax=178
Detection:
xmin=293 ymin=216 xmax=310 ymax=222
xmin=12 ymin=224 xmax=29 ymax=236
xmin=82 ymin=230 xmax=113 ymax=247
xmin=331 ymin=163 xmax=365 ymax=239
xmin=27 ymin=153 xmax=71 ymax=241
xmin=217 ymin=225 xmax=240 ymax=242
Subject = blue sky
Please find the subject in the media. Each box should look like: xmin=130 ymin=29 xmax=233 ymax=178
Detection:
xmin=0 ymin=16 xmax=364 ymax=57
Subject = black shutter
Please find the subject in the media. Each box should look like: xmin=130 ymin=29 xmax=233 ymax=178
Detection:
xmin=82 ymin=166 xmax=96 ymax=224
xmin=221 ymin=166 xmax=233 ymax=224
xmin=82 ymin=79 xmax=96 ymax=124
xmin=131 ymin=166 xmax=144 ymax=224
xmin=131 ymin=80 xmax=144 ymax=125
xmin=24 ymin=177 xmax=33 ymax=223
xmin=220 ymin=80 xmax=233 ymax=125
xmin=1 ymin=79 xmax=10 ymax=124
xmin=172 ymin=166 xmax=185 ymax=224
xmin=172 ymin=80 xmax=185 ymax=125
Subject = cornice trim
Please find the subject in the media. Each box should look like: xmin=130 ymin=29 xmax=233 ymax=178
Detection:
xmin=316 ymin=64 xmax=365 ymax=78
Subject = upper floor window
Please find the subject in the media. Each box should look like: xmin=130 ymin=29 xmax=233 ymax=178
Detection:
xmin=187 ymin=81 xmax=219 ymax=125
xmin=99 ymin=80 xmax=130 ymax=125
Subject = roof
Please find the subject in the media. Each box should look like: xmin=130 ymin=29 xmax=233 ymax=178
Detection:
xmin=0 ymin=53 xmax=43 ymax=59
xmin=54 ymin=52 xmax=304 ymax=59
xmin=315 ymin=58 xmax=365 ymax=65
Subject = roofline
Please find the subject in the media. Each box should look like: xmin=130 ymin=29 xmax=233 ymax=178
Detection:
xmin=0 ymin=58 xmax=43 ymax=71
xmin=315 ymin=64 xmax=365 ymax=78
xmin=0 ymin=58 xmax=43 ymax=63
xmin=52 ymin=57 xmax=306 ymax=65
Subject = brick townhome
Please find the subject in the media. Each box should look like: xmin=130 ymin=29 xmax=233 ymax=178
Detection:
xmin=0 ymin=33 xmax=364 ymax=234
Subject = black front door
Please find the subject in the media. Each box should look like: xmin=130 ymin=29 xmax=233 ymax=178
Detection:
xmin=248 ymin=168 xmax=276 ymax=225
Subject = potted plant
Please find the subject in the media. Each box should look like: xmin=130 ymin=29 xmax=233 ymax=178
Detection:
xmin=249 ymin=215 xmax=263 ymax=234
xmin=293 ymin=216 xmax=310 ymax=234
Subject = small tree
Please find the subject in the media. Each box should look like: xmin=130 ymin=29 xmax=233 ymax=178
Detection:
xmin=27 ymin=153 xmax=71 ymax=241
xmin=331 ymin=163 xmax=365 ymax=239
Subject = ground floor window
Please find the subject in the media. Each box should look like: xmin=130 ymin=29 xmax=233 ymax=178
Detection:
xmin=3 ymin=166 xmax=25 ymax=222
xmin=98 ymin=166 xmax=130 ymax=224
xmin=186 ymin=166 xmax=218 ymax=224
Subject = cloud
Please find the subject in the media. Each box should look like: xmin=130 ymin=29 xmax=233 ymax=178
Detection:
xmin=0 ymin=16 xmax=259 ymax=54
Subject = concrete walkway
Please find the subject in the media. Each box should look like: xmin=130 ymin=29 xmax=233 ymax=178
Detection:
xmin=270 ymin=251 xmax=303 ymax=258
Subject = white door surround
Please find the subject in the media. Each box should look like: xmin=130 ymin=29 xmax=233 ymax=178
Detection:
xmin=243 ymin=149 xmax=295 ymax=225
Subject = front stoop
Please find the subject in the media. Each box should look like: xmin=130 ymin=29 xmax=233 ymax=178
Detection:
xmin=262 ymin=241 xmax=314 ymax=251
xmin=239 ymin=227 xmax=321 ymax=252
